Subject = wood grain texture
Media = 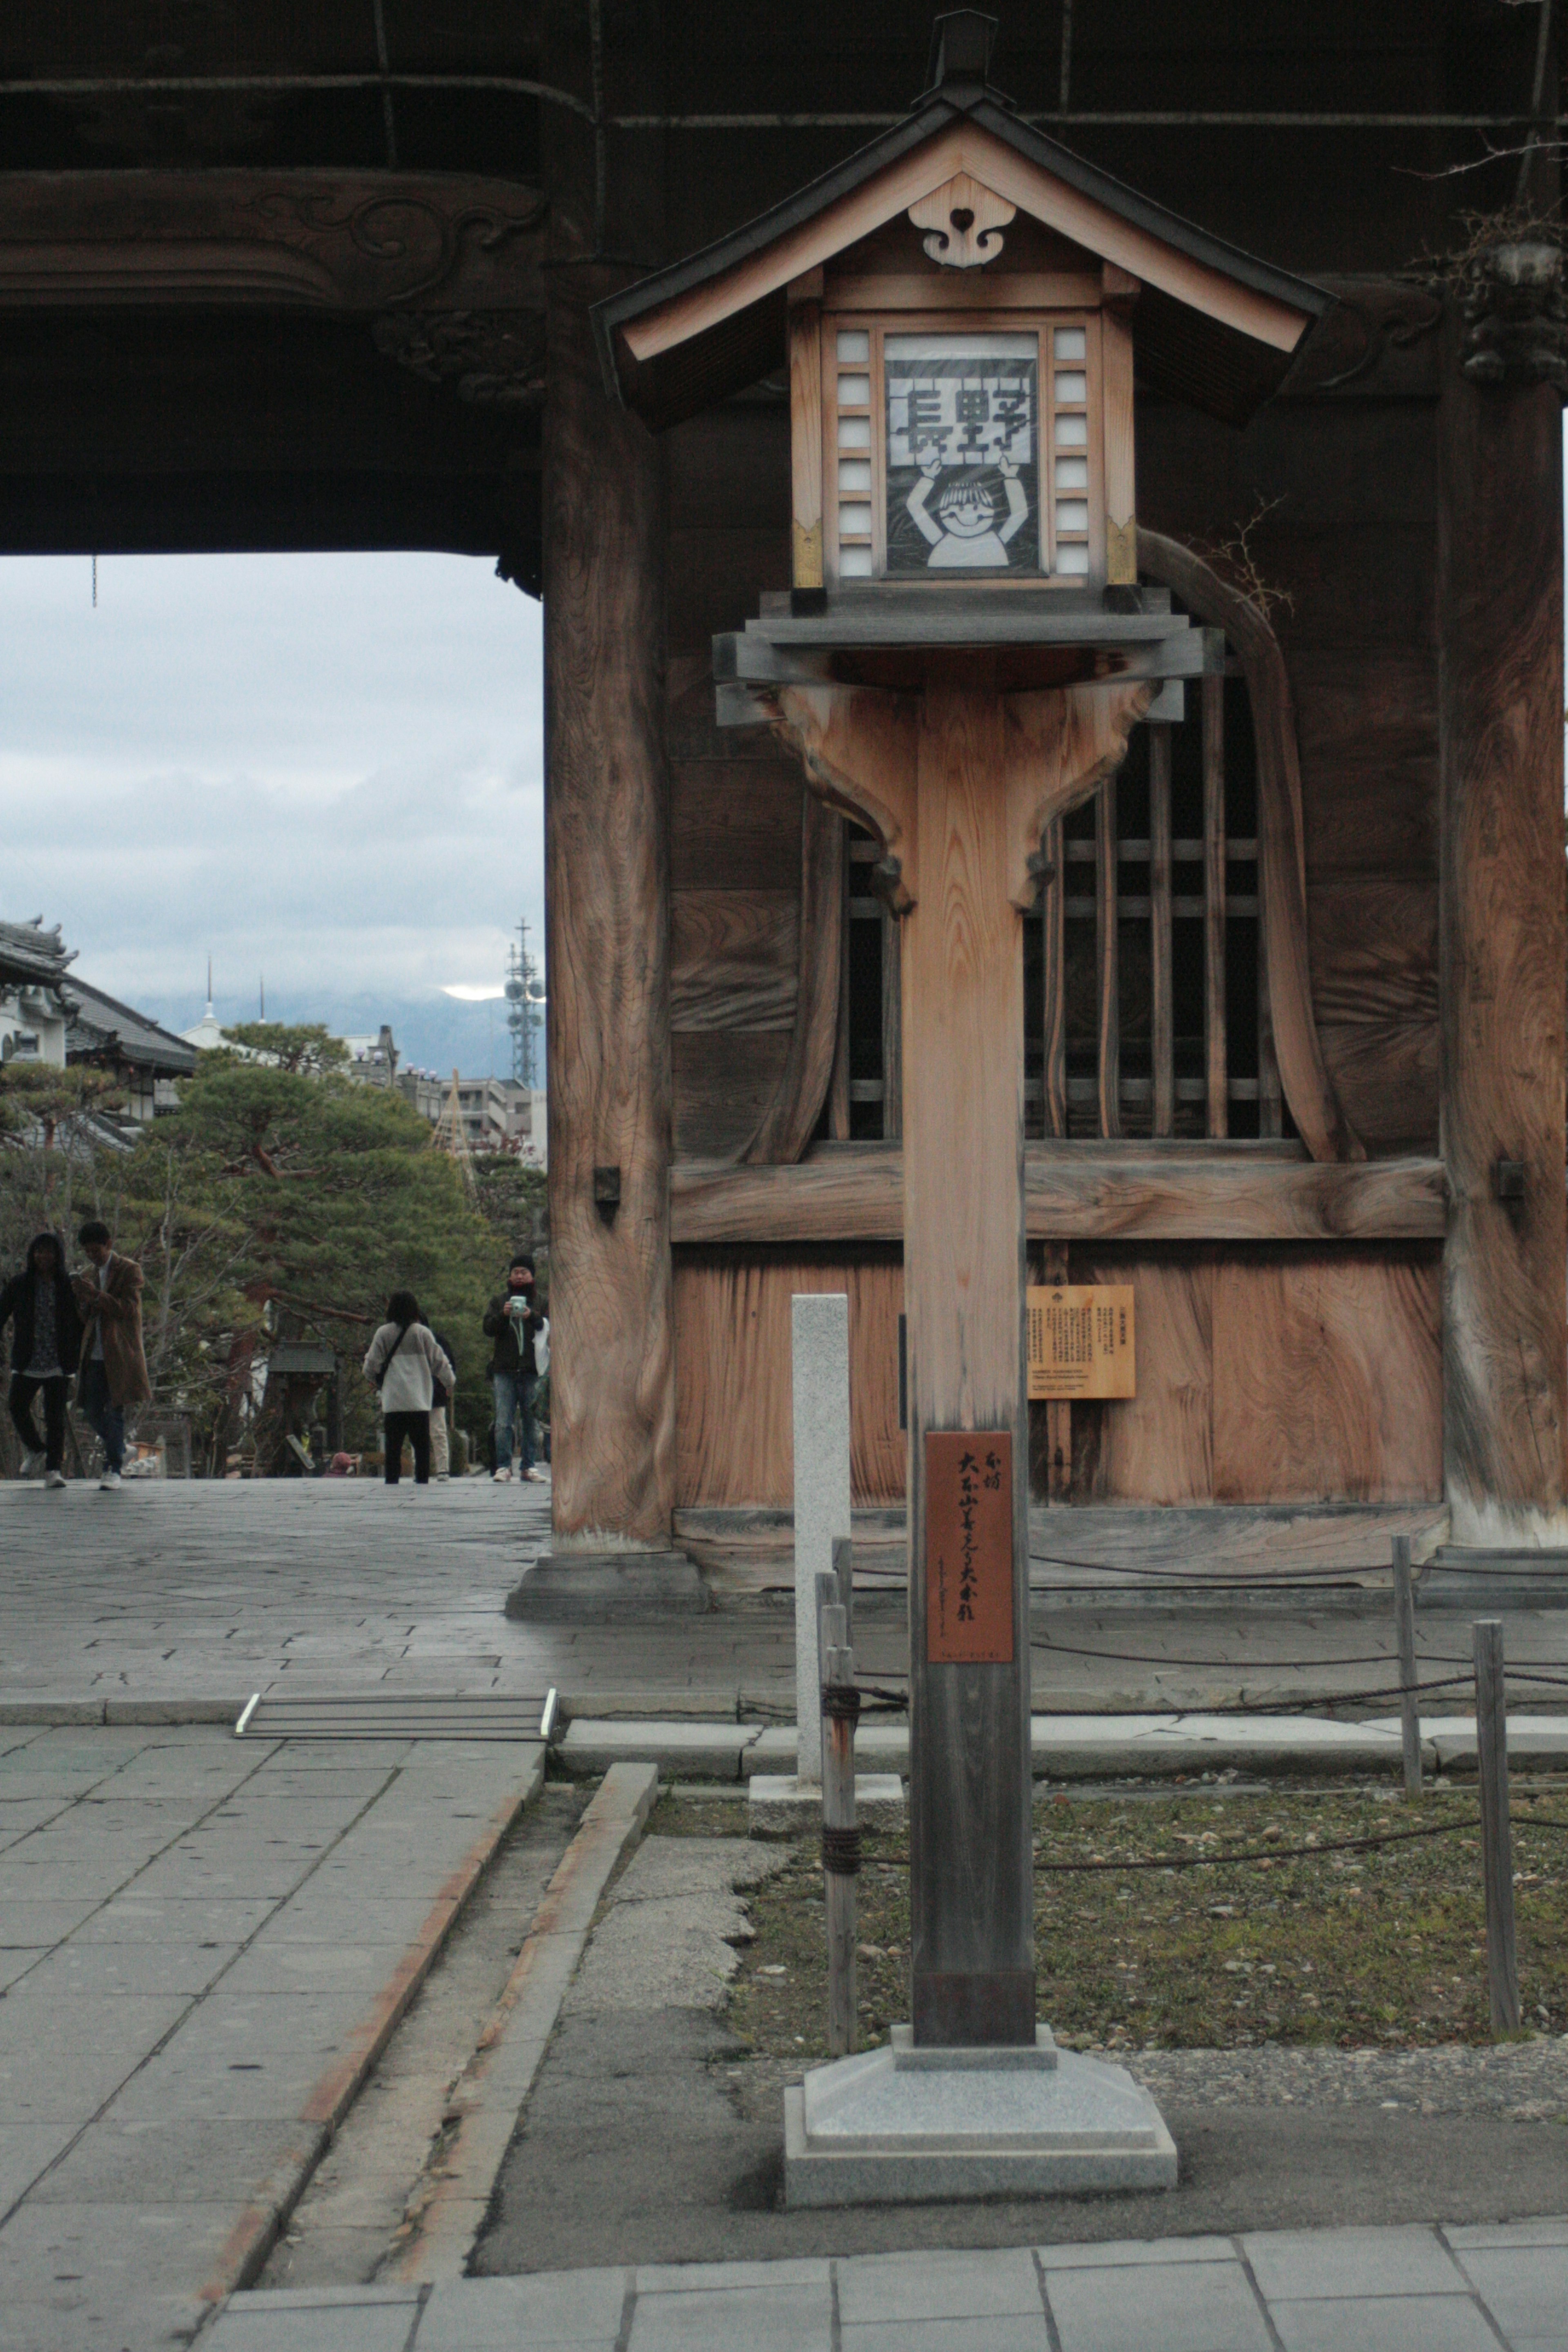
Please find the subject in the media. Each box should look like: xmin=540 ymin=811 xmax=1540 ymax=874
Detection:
xmin=1437 ymin=329 xmax=1568 ymax=1538
xmin=1040 ymin=815 xmax=1068 ymax=1138
xmin=670 ymin=760 xmax=802 ymax=891
xmin=1317 ymin=1018 xmax=1439 ymax=1156
xmin=669 ymin=890 xmax=798 ymax=1033
xmin=1101 ymin=304 xmax=1137 ymax=582
xmin=743 ymin=792 xmax=846 ymax=1165
xmin=1212 ymin=1250 xmax=1442 ymax=1503
xmin=1149 ymin=723 xmax=1174 ymax=1137
xmin=1202 ymin=672 xmax=1228 ymax=1139
xmin=672 ymin=1253 xmax=904 ymax=1506
xmin=881 ymin=897 xmax=903 ymax=1140
xmin=1095 ymin=784 xmax=1121 ymax=1138
xmin=669 ymin=1145 xmax=1448 ymax=1245
xmin=1071 ymin=1256 xmax=1214 ymax=1503
xmin=788 ymin=298 xmax=823 ymax=589
xmin=673 ymin=1032 xmax=793 ymax=1162
xmin=1138 ymin=528 xmax=1361 ymax=1163
xmin=902 ymin=681 xmax=1033 ymax=2039
xmin=543 ymin=258 xmax=675 ymax=1543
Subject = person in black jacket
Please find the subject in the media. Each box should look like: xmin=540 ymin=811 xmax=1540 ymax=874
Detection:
xmin=482 ymin=1255 xmax=546 ymax=1483
xmin=0 ymin=1231 xmax=85 ymax=1488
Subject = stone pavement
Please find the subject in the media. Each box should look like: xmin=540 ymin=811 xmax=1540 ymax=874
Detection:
xmin=208 ymin=2220 xmax=1568 ymax=2350
xmin=5 ymin=1483 xmax=1568 ymax=1722
xmin=0 ymin=1724 xmax=540 ymax=2351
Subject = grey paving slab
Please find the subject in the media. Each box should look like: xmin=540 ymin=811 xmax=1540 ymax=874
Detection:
xmin=72 ymin=1893 xmax=279 ymax=1942
xmin=257 ymin=1895 xmax=453 ymax=1944
xmin=0 ymin=2039 xmax=162 ymax=2123
xmin=628 ymin=2280 xmax=833 ymax=2352
xmin=842 ymin=2321 xmax=1049 ymax=2352
xmin=203 ymin=2295 xmax=418 ymax=2352
xmin=107 ymin=2045 xmax=330 ymax=2125
xmin=1044 ymin=2258 xmax=1272 ymax=2352
xmin=1452 ymin=2247 xmax=1568 ymax=2341
xmin=0 ymin=2125 xmax=77 ymax=2209
xmin=411 ymin=2270 xmax=630 ymax=2346
xmin=0 ymin=1900 xmax=103 ymax=1947
xmin=14 ymin=1938 xmax=241 ymax=1995
xmin=26 ymin=2116 xmax=321 ymax=2206
xmin=0 ymin=2200 xmax=236 ymax=2343
xmin=1243 ymin=2223 xmax=1468 ymax=2302
xmin=216 ymin=1940 xmax=419 ymax=1996
xmin=1036 ymin=2235 xmax=1238 ymax=2269
xmin=1446 ymin=2218 xmax=1568 ymax=2248
xmin=636 ymin=2258 xmax=829 ymax=2294
xmin=838 ymin=2247 xmax=1043 ymax=2323
xmin=1268 ymin=2295 xmax=1506 ymax=2352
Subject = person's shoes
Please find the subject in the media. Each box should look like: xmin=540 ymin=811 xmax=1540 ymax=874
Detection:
xmin=98 ymin=1470 xmax=122 ymax=1492
xmin=43 ymin=1468 xmax=66 ymax=1490
xmin=523 ymin=1467 xmax=543 ymax=1482
xmin=19 ymin=1448 xmax=44 ymax=1479
xmin=492 ymin=1467 xmax=512 ymax=1482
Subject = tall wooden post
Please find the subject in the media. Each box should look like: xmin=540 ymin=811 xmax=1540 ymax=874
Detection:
xmin=774 ymin=673 xmax=1147 ymax=2045
xmin=904 ymin=682 xmax=1033 ymax=2045
xmin=1437 ymin=258 xmax=1568 ymax=1549
xmin=541 ymin=0 xmax=675 ymax=1547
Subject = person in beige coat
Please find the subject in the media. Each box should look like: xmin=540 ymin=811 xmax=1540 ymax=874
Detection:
xmin=363 ymin=1291 xmax=454 ymax=1488
xmin=74 ymin=1219 xmax=151 ymax=1493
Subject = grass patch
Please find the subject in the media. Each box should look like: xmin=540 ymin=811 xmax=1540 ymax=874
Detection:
xmin=724 ymin=1785 xmax=1568 ymax=2063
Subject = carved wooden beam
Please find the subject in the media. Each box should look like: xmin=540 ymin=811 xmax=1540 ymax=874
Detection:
xmin=1137 ymin=528 xmax=1363 ymax=1165
xmin=670 ymin=1145 xmax=1448 ymax=1247
xmin=0 ymin=170 xmax=549 ymax=405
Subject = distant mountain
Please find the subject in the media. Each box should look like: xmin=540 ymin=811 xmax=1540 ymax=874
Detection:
xmin=140 ymin=987 xmax=546 ymax=1087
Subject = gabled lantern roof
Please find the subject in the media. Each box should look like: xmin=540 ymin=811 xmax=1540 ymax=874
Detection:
xmin=594 ymin=16 xmax=1330 ymax=432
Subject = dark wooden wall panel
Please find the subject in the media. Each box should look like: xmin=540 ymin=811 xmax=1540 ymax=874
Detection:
xmin=1070 ymin=1256 xmax=1215 ymax=1504
xmin=673 ymin=1250 xmax=904 ymax=1507
xmin=666 ymin=403 xmax=805 ymax=1161
xmin=1139 ymin=393 xmax=1440 ymax=1157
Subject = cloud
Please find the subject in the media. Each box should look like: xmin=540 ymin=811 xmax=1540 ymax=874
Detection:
xmin=0 ymin=552 xmax=544 ymax=1053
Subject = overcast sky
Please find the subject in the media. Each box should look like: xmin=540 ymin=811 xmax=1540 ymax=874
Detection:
xmin=0 ymin=552 xmax=543 ymax=1077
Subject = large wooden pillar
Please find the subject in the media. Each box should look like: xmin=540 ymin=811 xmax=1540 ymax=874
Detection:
xmin=1437 ymin=252 xmax=1568 ymax=1548
xmin=541 ymin=0 xmax=675 ymax=1547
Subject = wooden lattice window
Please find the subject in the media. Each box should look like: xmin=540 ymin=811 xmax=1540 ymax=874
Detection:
xmin=1028 ymin=658 xmax=1285 ymax=1141
xmin=828 ymin=639 xmax=1289 ymax=1145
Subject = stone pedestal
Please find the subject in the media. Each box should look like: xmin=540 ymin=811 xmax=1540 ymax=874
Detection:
xmin=747 ymin=1772 xmax=906 ymax=1838
xmin=783 ymin=2025 xmax=1176 ymax=2207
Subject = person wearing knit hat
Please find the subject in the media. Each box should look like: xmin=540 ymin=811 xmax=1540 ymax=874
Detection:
xmin=481 ymin=1254 xmax=548 ymax=1483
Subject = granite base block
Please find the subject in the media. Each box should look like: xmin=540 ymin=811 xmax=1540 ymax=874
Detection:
xmin=504 ymin=1552 xmax=711 ymax=1623
xmin=746 ymin=1773 xmax=906 ymax=1838
xmin=784 ymin=2026 xmax=1177 ymax=2206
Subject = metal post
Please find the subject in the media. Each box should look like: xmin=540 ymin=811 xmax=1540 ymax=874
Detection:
xmin=1472 ymin=1618 xmax=1520 ymax=2034
xmin=832 ymin=1532 xmax=854 ymax=1645
xmin=820 ymin=1596 xmax=859 ymax=2058
xmin=1392 ymin=1535 xmax=1422 ymax=1797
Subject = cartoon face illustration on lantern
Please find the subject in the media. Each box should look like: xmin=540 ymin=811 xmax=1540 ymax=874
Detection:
xmin=885 ymin=332 xmax=1039 ymax=574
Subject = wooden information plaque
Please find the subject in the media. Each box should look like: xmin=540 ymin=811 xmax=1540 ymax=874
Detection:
xmin=925 ymin=1430 xmax=1013 ymax=1665
xmin=1027 ymin=1285 xmax=1136 ymax=1400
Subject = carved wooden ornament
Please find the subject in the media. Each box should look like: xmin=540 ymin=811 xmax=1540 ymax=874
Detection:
xmin=906 ymin=173 xmax=1016 ymax=270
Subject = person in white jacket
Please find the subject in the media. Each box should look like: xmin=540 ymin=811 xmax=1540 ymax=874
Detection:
xmin=363 ymin=1292 xmax=455 ymax=1488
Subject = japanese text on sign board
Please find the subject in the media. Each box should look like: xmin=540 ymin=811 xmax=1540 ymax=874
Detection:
xmin=926 ymin=1429 xmax=1013 ymax=1665
xmin=884 ymin=334 xmax=1040 ymax=577
xmin=1026 ymin=1285 xmax=1136 ymax=1400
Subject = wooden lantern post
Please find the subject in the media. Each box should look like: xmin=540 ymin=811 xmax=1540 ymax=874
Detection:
xmin=593 ymin=12 xmax=1327 ymax=2064
xmin=776 ymin=669 xmax=1149 ymax=2039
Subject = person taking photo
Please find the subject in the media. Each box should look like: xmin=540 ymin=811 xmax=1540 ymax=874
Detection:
xmin=483 ymin=1254 xmax=547 ymax=1483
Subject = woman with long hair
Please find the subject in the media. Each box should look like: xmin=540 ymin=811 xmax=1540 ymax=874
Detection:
xmin=362 ymin=1290 xmax=454 ymax=1488
xmin=0 ymin=1231 xmax=85 ymax=1488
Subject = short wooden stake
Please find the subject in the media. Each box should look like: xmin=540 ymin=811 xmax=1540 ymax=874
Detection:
xmin=819 ymin=1597 xmax=859 ymax=2058
xmin=1472 ymin=1618 xmax=1520 ymax=2034
xmin=1392 ymin=1536 xmax=1422 ymax=1797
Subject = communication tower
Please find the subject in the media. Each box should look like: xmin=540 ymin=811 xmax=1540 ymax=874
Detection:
xmin=504 ymin=918 xmax=545 ymax=1088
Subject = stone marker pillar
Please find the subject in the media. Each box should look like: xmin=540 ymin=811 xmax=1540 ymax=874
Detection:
xmin=792 ymin=1293 xmax=852 ymax=1787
